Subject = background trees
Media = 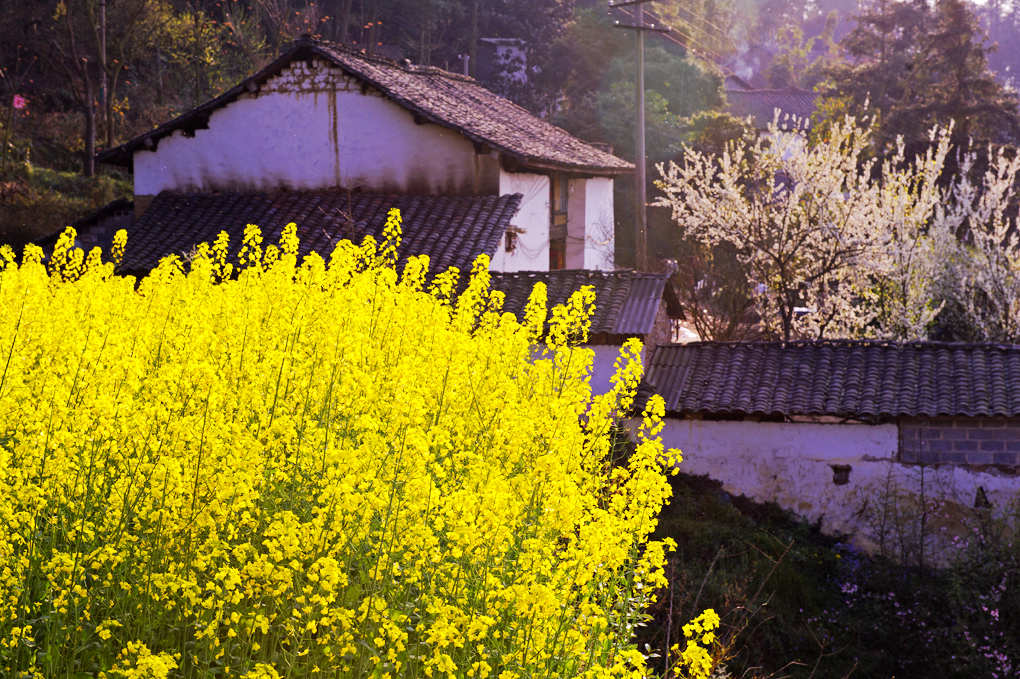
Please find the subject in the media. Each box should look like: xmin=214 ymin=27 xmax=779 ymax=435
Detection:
xmin=656 ymin=114 xmax=1020 ymax=342
xmin=823 ymin=0 xmax=1020 ymax=150
xmin=4 ymin=0 xmax=1020 ymax=328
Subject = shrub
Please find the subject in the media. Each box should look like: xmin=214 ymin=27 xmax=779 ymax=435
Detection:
xmin=643 ymin=473 xmax=1019 ymax=679
xmin=0 ymin=214 xmax=689 ymax=679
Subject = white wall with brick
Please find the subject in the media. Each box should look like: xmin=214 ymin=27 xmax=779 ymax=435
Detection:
xmin=900 ymin=417 xmax=1020 ymax=466
xmin=647 ymin=418 xmax=1020 ymax=561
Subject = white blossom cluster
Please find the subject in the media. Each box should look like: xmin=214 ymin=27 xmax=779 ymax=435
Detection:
xmin=655 ymin=114 xmax=1020 ymax=342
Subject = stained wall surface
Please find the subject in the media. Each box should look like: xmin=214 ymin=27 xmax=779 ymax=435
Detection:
xmin=133 ymin=59 xmax=499 ymax=198
xmin=653 ymin=418 xmax=1020 ymax=559
xmin=489 ymin=171 xmax=550 ymax=272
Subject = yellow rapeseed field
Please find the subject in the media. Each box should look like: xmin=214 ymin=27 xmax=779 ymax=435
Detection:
xmin=0 ymin=210 xmax=711 ymax=678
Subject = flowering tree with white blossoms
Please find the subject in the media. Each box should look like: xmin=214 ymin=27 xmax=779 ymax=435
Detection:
xmin=864 ymin=130 xmax=956 ymax=340
xmin=655 ymin=115 xmax=953 ymax=340
xmin=939 ymin=146 xmax=1020 ymax=342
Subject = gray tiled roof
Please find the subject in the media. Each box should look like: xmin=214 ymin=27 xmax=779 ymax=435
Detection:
xmin=117 ymin=190 xmax=521 ymax=274
xmin=646 ymin=341 xmax=1020 ymax=419
xmin=98 ymin=37 xmax=632 ymax=175
xmin=488 ymin=270 xmax=669 ymax=338
xmin=37 ymin=199 xmax=134 ymax=254
xmin=726 ymin=88 xmax=818 ymax=129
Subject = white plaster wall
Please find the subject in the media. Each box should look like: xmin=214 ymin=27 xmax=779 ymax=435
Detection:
xmin=490 ymin=170 xmax=550 ymax=272
xmin=584 ymin=177 xmax=614 ymax=270
xmin=652 ymin=419 xmax=1020 ymax=559
xmin=133 ymin=60 xmax=497 ymax=197
xmin=566 ymin=178 xmax=587 ymax=269
xmin=588 ymin=342 xmax=658 ymax=395
xmin=588 ymin=345 xmax=624 ymax=395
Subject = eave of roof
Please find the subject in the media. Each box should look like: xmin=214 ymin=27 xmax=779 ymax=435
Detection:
xmin=107 ymin=190 xmax=521 ymax=275
xmin=488 ymin=269 xmax=669 ymax=338
xmin=97 ymin=37 xmax=633 ymax=176
xmin=645 ymin=340 xmax=1020 ymax=421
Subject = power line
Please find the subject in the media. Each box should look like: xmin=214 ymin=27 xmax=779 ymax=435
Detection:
xmin=611 ymin=3 xmax=728 ymax=65
xmin=665 ymin=3 xmax=735 ymax=46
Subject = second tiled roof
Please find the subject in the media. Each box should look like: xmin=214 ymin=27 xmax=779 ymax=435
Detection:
xmin=646 ymin=340 xmax=1020 ymax=419
xmin=119 ymin=190 xmax=521 ymax=274
xmin=488 ymin=270 xmax=669 ymax=337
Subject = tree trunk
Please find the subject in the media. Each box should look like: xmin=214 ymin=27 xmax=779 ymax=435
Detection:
xmin=419 ymin=21 xmax=426 ymax=65
xmin=99 ymin=0 xmax=110 ymax=148
xmin=468 ymin=0 xmax=478 ymax=77
xmin=156 ymin=47 xmax=165 ymax=105
xmin=83 ymin=73 xmax=96 ymax=177
xmin=338 ymin=0 xmax=354 ymax=43
xmin=193 ymin=9 xmax=205 ymax=102
xmin=59 ymin=0 xmax=95 ymax=176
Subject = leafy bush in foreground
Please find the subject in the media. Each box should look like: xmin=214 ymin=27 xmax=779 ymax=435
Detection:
xmin=0 ymin=214 xmax=691 ymax=679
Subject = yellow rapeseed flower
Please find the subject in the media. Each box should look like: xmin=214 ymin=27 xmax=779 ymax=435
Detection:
xmin=0 ymin=217 xmax=684 ymax=679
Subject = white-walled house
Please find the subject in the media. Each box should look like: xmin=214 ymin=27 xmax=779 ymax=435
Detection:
xmin=640 ymin=341 xmax=1020 ymax=561
xmin=95 ymin=36 xmax=631 ymax=273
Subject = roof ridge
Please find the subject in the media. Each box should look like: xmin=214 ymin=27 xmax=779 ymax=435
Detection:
xmin=305 ymin=36 xmax=477 ymax=83
xmin=492 ymin=269 xmax=666 ymax=277
xmin=656 ymin=339 xmax=1020 ymax=350
xmin=728 ymin=87 xmax=816 ymax=95
xmin=155 ymin=188 xmax=508 ymax=200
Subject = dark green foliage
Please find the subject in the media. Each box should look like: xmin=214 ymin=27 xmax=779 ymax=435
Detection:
xmin=642 ymin=472 xmax=1020 ymax=679
xmin=548 ymin=7 xmax=725 ymax=268
xmin=766 ymin=17 xmax=840 ymax=90
xmin=0 ymin=162 xmax=130 ymax=249
xmin=824 ymin=0 xmax=1020 ymax=150
xmin=639 ymin=474 xmax=846 ymax=678
xmin=559 ymin=42 xmax=724 ymax=163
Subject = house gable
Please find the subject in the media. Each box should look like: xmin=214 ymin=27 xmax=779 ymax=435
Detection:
xmin=97 ymin=37 xmax=629 ymax=273
xmin=132 ymin=59 xmax=500 ymax=199
xmin=99 ymin=37 xmax=632 ymax=176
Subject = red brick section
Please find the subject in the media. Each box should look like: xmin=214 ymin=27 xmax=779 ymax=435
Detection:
xmin=899 ymin=417 xmax=1020 ymax=466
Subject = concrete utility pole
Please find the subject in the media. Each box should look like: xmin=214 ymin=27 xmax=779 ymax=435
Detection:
xmin=610 ymin=0 xmax=668 ymax=271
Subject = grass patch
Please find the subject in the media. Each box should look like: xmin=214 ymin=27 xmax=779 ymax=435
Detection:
xmin=0 ymin=162 xmax=131 ymax=249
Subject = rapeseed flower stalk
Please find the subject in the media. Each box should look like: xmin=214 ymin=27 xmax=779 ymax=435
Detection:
xmin=670 ymin=609 xmax=720 ymax=679
xmin=0 ymin=215 xmax=706 ymax=678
